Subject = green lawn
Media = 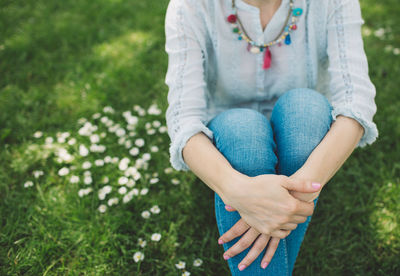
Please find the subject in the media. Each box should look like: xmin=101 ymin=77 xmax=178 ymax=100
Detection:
xmin=0 ymin=0 xmax=399 ymax=275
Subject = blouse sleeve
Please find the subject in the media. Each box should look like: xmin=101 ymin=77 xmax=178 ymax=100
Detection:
xmin=164 ymin=0 xmax=214 ymax=171
xmin=326 ymin=0 xmax=378 ymax=147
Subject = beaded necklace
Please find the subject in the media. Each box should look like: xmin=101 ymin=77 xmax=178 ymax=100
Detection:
xmin=227 ymin=0 xmax=303 ymax=70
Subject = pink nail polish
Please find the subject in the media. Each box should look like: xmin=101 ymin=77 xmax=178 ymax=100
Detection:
xmin=261 ymin=262 xmax=269 ymax=269
xmin=225 ymin=205 xmax=232 ymax=210
xmin=218 ymin=239 xmax=224 ymax=244
xmin=312 ymin=182 xmax=321 ymax=189
xmin=239 ymin=264 xmax=246 ymax=271
xmin=223 ymin=254 xmax=230 ymax=260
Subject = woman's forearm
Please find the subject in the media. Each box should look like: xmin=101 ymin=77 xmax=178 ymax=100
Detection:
xmin=290 ymin=115 xmax=365 ymax=202
xmin=182 ymin=132 xmax=246 ymax=201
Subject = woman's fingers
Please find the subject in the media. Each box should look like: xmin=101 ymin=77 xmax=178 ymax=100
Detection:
xmin=236 ymin=234 xmax=270 ymax=271
xmin=223 ymin=228 xmax=260 ymax=260
xmin=218 ymin=218 xmax=249 ymax=244
xmin=280 ymin=223 xmax=298 ymax=231
xmin=261 ymin=237 xmax=281 ymax=269
xmin=270 ymin=229 xmax=291 ymax=239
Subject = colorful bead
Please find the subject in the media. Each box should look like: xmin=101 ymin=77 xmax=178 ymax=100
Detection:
xmin=292 ymin=24 xmax=297 ymax=30
xmin=292 ymin=8 xmax=303 ymax=16
xmin=227 ymin=14 xmax=237 ymax=23
xmin=284 ymin=26 xmax=289 ymax=32
xmin=233 ymin=27 xmax=239 ymax=33
xmin=285 ymin=34 xmax=291 ymax=45
xmin=250 ymin=46 xmax=260 ymax=54
xmin=238 ymin=35 xmax=242 ymax=40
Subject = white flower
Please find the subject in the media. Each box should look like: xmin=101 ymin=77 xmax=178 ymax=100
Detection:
xmin=118 ymin=176 xmax=129 ymax=185
xmin=141 ymin=210 xmax=151 ymax=219
xmin=24 ymin=181 xmax=34 ymax=188
xmin=159 ymin=126 xmax=168 ymax=133
xmin=57 ymin=148 xmax=74 ymax=163
xmin=90 ymin=134 xmax=100 ymax=144
xmin=102 ymin=185 xmax=112 ymax=194
xmin=112 ymin=157 xmax=119 ymax=164
xmin=103 ymin=106 xmax=115 ymax=114
xmin=193 ymin=258 xmax=203 ymax=267
xmin=129 ymin=147 xmax=140 ymax=156
xmin=100 ymin=132 xmax=106 ymax=138
xmin=148 ymin=103 xmax=161 ymax=115
xmin=133 ymin=251 xmax=144 ymax=263
xmin=138 ymin=238 xmax=147 ymax=248
xmin=45 ymin=137 xmax=54 ymax=144
xmin=171 ymin=178 xmax=180 ymax=185
xmin=78 ymin=187 xmax=92 ymax=197
xmin=131 ymin=188 xmax=139 ymax=196
xmin=128 ymin=131 xmax=136 ymax=136
xmin=102 ymin=176 xmax=109 ymax=184
xmin=134 ymin=138 xmax=145 ymax=147
xmin=164 ymin=167 xmax=173 ymax=174
xmin=70 ymin=175 xmax=80 ymax=183
xmin=58 ymin=167 xmax=69 ymax=176
xmin=104 ymin=156 xmax=112 ymax=163
xmin=126 ymin=116 xmax=138 ymax=125
xmin=92 ymin=112 xmax=101 ymax=119
xmin=150 ymin=146 xmax=159 ymax=153
xmin=116 ymin=128 xmax=126 ymax=137
xmin=123 ymin=193 xmax=133 ymax=203
xmin=78 ymin=117 xmax=87 ymax=124
xmin=84 ymin=176 xmax=93 ymax=185
xmin=126 ymin=179 xmax=136 ymax=188
xmin=374 ymin=27 xmax=385 ymax=38
xmin=118 ymin=187 xmax=127 ymax=194
xmin=151 ymin=233 xmax=162 ymax=242
xmin=152 ymin=120 xmax=161 ymax=128
xmin=118 ymin=157 xmax=130 ymax=171
xmin=79 ymin=144 xmax=89 ymax=156
xmin=67 ymin=138 xmax=76 ymax=145
xmin=142 ymin=153 xmax=151 ymax=161
xmin=150 ymin=205 xmax=160 ymax=214
xmin=175 ymin=261 xmax=186 ymax=269
xmin=33 ymin=170 xmax=44 ymax=178
xmin=98 ymin=204 xmax=107 ymax=213
xmin=140 ymin=188 xmax=149 ymax=195
xmin=394 ymin=48 xmax=400 ymax=55
xmin=124 ymin=140 xmax=132 ymax=149
xmin=84 ymin=170 xmax=91 ymax=177
xmin=107 ymin=197 xmax=119 ymax=206
xmin=146 ymin=128 xmax=156 ymax=135
xmin=182 ymin=272 xmax=190 ymax=276
xmin=149 ymin=177 xmax=159 ymax=185
xmin=82 ymin=161 xmax=92 ymax=170
xmin=98 ymin=191 xmax=106 ymax=200
xmin=95 ymin=159 xmax=104 ymax=166
xmin=33 ymin=131 xmax=43 ymax=138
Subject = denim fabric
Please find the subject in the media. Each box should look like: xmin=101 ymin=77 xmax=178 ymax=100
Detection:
xmin=206 ymin=88 xmax=332 ymax=275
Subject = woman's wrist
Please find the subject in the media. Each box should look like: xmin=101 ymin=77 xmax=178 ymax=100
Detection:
xmin=218 ymin=167 xmax=250 ymax=204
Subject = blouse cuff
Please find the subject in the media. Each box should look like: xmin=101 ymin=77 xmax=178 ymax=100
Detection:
xmin=169 ymin=122 xmax=214 ymax=171
xmin=331 ymin=106 xmax=378 ymax=148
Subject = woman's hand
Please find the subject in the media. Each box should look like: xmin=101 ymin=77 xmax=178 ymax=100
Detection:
xmin=218 ymin=174 xmax=322 ymax=270
xmin=218 ymin=214 xmax=284 ymax=271
xmin=220 ymin=174 xmax=322 ymax=238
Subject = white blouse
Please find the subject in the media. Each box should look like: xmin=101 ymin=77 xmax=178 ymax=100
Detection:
xmin=164 ymin=0 xmax=378 ymax=171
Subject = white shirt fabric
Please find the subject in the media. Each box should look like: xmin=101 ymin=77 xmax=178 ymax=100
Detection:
xmin=164 ymin=0 xmax=379 ymax=171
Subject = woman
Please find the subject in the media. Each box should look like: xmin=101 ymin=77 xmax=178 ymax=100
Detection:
xmin=164 ymin=0 xmax=378 ymax=275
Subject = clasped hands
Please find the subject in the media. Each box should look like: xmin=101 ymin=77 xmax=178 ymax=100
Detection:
xmin=217 ymin=173 xmax=322 ymax=271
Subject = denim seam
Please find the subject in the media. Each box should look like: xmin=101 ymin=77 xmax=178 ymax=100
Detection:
xmin=283 ymin=238 xmax=289 ymax=276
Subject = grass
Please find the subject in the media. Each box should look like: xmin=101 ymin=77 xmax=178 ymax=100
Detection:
xmin=0 ymin=0 xmax=399 ymax=275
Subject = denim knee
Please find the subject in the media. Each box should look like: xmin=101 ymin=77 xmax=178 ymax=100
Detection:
xmin=270 ymin=88 xmax=333 ymax=175
xmin=206 ymin=108 xmax=277 ymax=176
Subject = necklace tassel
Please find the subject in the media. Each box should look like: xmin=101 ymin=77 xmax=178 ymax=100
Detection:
xmin=263 ymin=46 xmax=272 ymax=70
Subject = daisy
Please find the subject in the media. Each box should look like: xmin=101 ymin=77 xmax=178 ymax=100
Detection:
xmin=98 ymin=204 xmax=107 ymax=213
xmin=33 ymin=131 xmax=43 ymax=138
xmin=141 ymin=210 xmax=151 ymax=219
xmin=90 ymin=134 xmax=100 ymax=144
xmin=118 ymin=187 xmax=127 ymax=194
xmin=70 ymin=175 xmax=80 ymax=183
xmin=150 ymin=146 xmax=159 ymax=153
xmin=33 ymin=170 xmax=44 ymax=178
xmin=134 ymin=138 xmax=145 ymax=147
xmin=159 ymin=126 xmax=168 ymax=133
xmin=133 ymin=251 xmax=144 ymax=263
xmin=67 ymin=138 xmax=77 ymax=145
xmin=24 ymin=181 xmax=34 ymax=188
xmin=84 ymin=175 xmax=93 ymax=185
xmin=118 ymin=176 xmax=129 ymax=185
xmin=58 ymin=167 xmax=69 ymax=176
xmin=138 ymin=238 xmax=147 ymax=248
xmin=164 ymin=167 xmax=173 ymax=174
xmin=129 ymin=147 xmax=139 ymax=156
xmin=150 ymin=205 xmax=160 ymax=214
xmin=95 ymin=159 xmax=104 ymax=166
xmin=151 ymin=233 xmax=162 ymax=242
xmin=171 ymin=178 xmax=180 ymax=185
xmin=107 ymin=197 xmax=119 ymax=206
xmin=45 ymin=137 xmax=54 ymax=144
xmin=193 ymin=258 xmax=203 ymax=267
xmin=149 ymin=177 xmax=159 ymax=185
xmin=146 ymin=128 xmax=156 ymax=135
xmin=152 ymin=120 xmax=161 ymax=128
xmin=140 ymin=188 xmax=149 ymax=195
xmin=182 ymin=272 xmax=191 ymax=276
xmin=175 ymin=261 xmax=186 ymax=269
xmin=79 ymin=144 xmax=89 ymax=157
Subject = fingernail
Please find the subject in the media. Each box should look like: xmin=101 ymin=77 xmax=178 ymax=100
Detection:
xmin=225 ymin=205 xmax=233 ymax=210
xmin=238 ymin=264 xmax=246 ymax=271
xmin=311 ymin=182 xmax=321 ymax=189
xmin=261 ymin=261 xmax=269 ymax=269
xmin=218 ymin=238 xmax=224 ymax=245
xmin=223 ymin=254 xmax=230 ymax=260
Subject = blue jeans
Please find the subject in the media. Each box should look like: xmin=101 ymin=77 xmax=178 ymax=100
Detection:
xmin=206 ymin=88 xmax=333 ymax=275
